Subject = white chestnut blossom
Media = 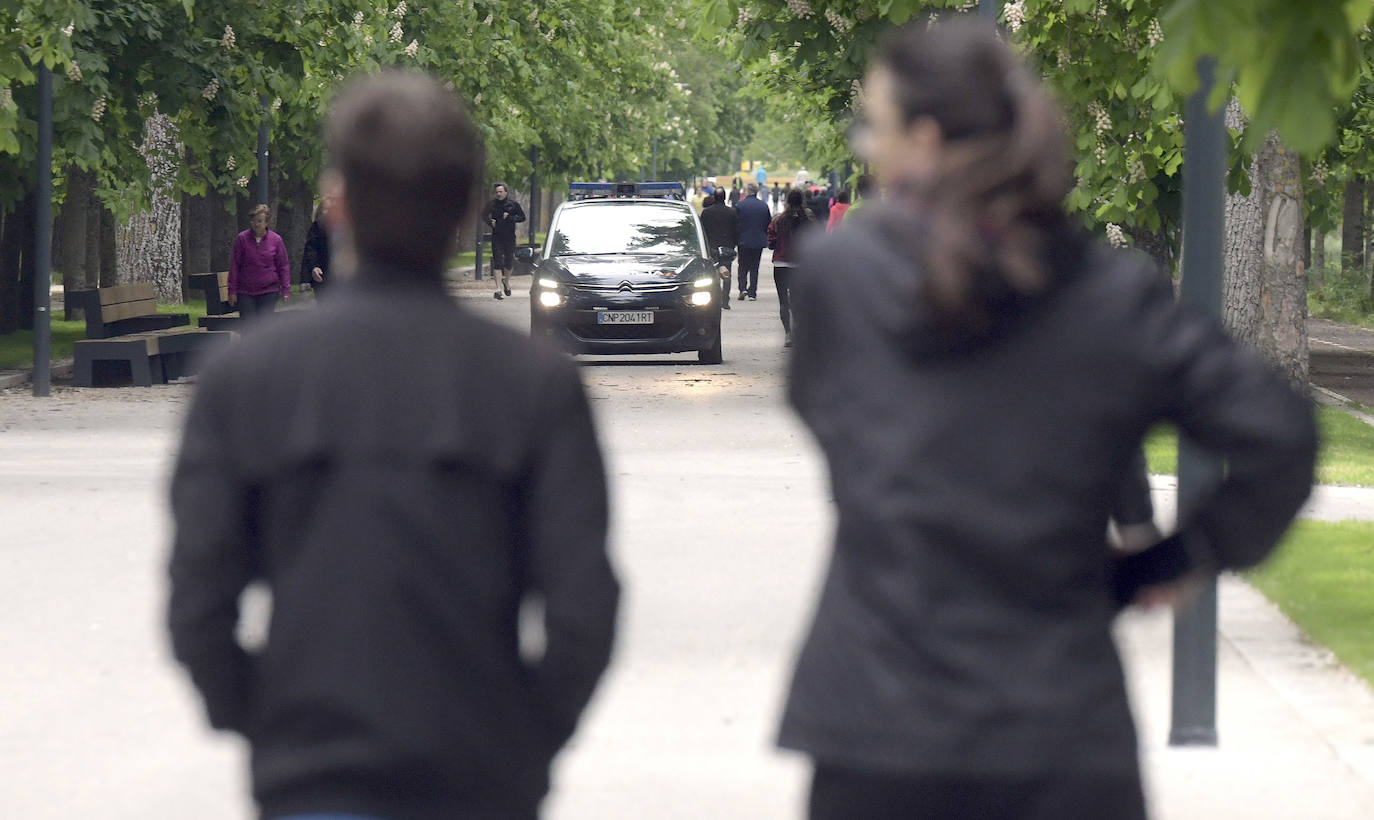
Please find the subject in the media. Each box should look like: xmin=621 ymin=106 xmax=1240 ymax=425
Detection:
xmin=1128 ymin=159 xmax=1146 ymax=184
xmin=236 ymin=176 xmax=249 ymax=188
xmin=91 ymin=96 xmax=106 ymax=122
xmin=0 ymin=88 xmax=12 ymax=108
xmin=1087 ymin=101 xmax=1111 ymax=136
xmin=221 ymin=25 xmax=236 ymax=50
xmin=1003 ymin=0 xmax=1025 ymax=32
xmin=404 ymin=39 xmax=419 ymax=58
xmin=1146 ymin=19 xmax=1164 ymax=48
xmin=824 ymin=8 xmax=853 ymax=34
xmin=483 ymin=13 xmax=494 ymax=25
xmin=785 ymin=0 xmax=814 ymax=19
xmin=1104 ymin=223 xmax=1127 ymax=248
xmin=390 ymin=22 xmax=403 ymax=42
xmin=67 ymin=61 xmax=82 ymax=82
xmin=61 ymin=22 xmax=75 ymax=37
xmin=352 ymin=11 xmax=364 ymax=30
xmin=1311 ymin=159 xmax=1328 ymax=187
xmin=202 ymin=77 xmax=220 ymax=101
xmin=737 ymin=7 xmax=755 ymax=25
xmin=225 ymin=155 xmax=237 ymax=171
xmin=392 ymin=1 xmax=407 ymax=18
xmin=271 ymin=96 xmax=282 ymax=112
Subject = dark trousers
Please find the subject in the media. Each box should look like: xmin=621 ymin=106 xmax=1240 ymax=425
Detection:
xmin=809 ymin=765 xmax=1147 ymax=820
xmin=774 ymin=264 xmax=794 ymax=332
xmin=237 ymin=291 xmax=280 ymax=321
xmin=737 ymin=247 xmax=762 ymax=297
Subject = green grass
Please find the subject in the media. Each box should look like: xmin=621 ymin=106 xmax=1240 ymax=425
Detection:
xmin=1246 ymin=520 xmax=1374 ymax=688
xmin=1144 ymin=406 xmax=1374 ymax=487
xmin=0 ymin=298 xmax=213 ymax=370
xmin=1307 ymin=262 xmax=1374 ymax=329
xmin=448 ymin=232 xmax=548 ymax=271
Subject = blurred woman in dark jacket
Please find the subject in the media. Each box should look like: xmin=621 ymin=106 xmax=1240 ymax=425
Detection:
xmin=767 ymin=188 xmax=817 ymax=348
xmin=301 ymin=192 xmax=333 ymax=298
xmin=779 ymin=20 xmax=1317 ymax=820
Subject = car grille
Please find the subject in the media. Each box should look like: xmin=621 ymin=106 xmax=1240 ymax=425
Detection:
xmin=572 ymin=281 xmax=682 ymax=294
xmin=572 ymin=318 xmax=685 ymax=340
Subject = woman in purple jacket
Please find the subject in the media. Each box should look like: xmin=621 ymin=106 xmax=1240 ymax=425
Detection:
xmin=229 ymin=204 xmax=291 ymax=320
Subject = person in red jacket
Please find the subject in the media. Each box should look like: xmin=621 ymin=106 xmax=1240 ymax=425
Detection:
xmin=826 ymin=190 xmax=851 ymax=233
xmin=228 ymin=204 xmax=291 ymax=321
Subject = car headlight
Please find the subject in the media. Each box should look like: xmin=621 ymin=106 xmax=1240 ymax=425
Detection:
xmin=693 ymin=277 xmax=714 ymax=288
xmin=539 ymin=291 xmax=562 ymax=307
xmin=690 ymin=290 xmax=712 ymax=306
xmin=539 ymin=277 xmax=560 ymax=289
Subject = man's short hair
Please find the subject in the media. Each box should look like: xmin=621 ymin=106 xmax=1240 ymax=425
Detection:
xmin=325 ymin=71 xmax=484 ymax=272
xmin=746 ymin=183 xmax=759 ymax=195
xmin=713 ymin=190 xmax=727 ymax=205
xmin=855 ymin=173 xmax=876 ymax=198
xmin=493 ymin=182 xmax=507 ymax=192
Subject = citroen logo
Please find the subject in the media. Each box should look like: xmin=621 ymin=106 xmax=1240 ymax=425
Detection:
xmin=617 ymin=281 xmax=634 ymax=292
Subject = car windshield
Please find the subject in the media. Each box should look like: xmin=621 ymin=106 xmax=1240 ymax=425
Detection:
xmin=550 ymin=203 xmax=701 ymax=257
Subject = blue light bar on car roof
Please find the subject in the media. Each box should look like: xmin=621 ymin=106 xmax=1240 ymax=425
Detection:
xmin=569 ymin=181 xmax=685 ymax=200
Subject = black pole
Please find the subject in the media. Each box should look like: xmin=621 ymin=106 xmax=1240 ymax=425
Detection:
xmin=652 ymin=138 xmax=659 ymax=181
xmin=32 ymin=63 xmax=53 ymax=398
xmin=256 ymin=94 xmax=269 ymax=206
xmin=1170 ymin=57 xmax=1224 ymax=748
xmin=980 ymin=0 xmax=1000 ymax=20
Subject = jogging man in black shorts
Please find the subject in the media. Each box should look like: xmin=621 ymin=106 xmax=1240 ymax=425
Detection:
xmin=487 ymin=182 xmax=526 ymax=299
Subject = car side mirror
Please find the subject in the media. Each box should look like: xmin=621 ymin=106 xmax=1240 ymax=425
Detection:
xmin=715 ymin=246 xmax=737 ymax=262
xmin=515 ymin=246 xmax=537 ymax=263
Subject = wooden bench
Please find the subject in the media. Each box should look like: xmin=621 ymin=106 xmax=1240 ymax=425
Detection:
xmin=67 ymin=282 xmax=191 ymax=339
xmin=73 ymin=328 xmax=234 ymax=387
xmin=188 ymin=271 xmax=241 ymax=331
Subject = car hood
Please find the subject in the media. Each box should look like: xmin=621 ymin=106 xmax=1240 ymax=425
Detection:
xmin=545 ymin=254 xmax=699 ymax=285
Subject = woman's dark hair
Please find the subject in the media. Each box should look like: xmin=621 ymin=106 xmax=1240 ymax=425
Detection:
xmin=837 ymin=190 xmax=851 ymax=205
xmin=873 ymin=19 xmax=1072 ymax=329
xmin=778 ymin=187 xmax=810 ymax=239
xmin=785 ymin=188 xmax=804 ymax=209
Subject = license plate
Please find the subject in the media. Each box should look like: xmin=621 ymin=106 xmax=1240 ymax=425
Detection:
xmin=596 ymin=311 xmax=654 ymax=325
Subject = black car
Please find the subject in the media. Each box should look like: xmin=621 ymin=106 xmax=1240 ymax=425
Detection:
xmin=521 ymin=197 xmax=726 ymax=364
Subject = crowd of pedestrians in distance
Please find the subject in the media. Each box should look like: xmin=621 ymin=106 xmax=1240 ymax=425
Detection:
xmin=168 ymin=17 xmax=1317 ymax=820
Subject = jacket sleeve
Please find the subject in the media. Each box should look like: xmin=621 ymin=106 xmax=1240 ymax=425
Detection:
xmin=1139 ymin=276 xmax=1317 ymax=570
xmin=167 ymin=359 xmax=259 ymax=733
xmin=227 ymin=234 xmax=241 ymax=297
xmin=729 ymin=208 xmax=740 ymax=249
xmin=518 ymin=364 xmax=618 ymax=750
xmin=274 ymin=234 xmax=291 ymax=294
xmin=510 ymin=201 xmax=527 ymax=224
xmin=767 ymin=216 xmax=779 ymax=250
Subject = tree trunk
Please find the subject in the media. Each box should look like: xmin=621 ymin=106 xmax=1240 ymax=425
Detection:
xmin=275 ymin=176 xmax=313 ymax=291
xmin=56 ymin=167 xmax=94 ymax=320
xmin=208 ymin=186 xmax=234 ymax=271
xmin=0 ymin=209 xmax=21 ymax=335
xmin=1342 ymin=176 xmax=1364 ymax=275
xmin=1313 ymin=229 xmax=1326 ymax=289
xmin=1124 ymin=223 xmax=1177 ymax=275
xmin=99 ymin=205 xmax=118 ymax=287
xmin=1223 ymin=124 xmax=1309 ymax=393
xmin=83 ymin=192 xmax=101 ymax=286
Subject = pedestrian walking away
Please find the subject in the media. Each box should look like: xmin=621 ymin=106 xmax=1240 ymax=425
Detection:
xmin=781 ymin=20 xmax=1317 ymax=820
xmin=300 ymin=189 xmax=335 ymax=298
xmin=487 ymin=182 xmax=526 ymax=299
xmin=825 ymin=190 xmax=850 ymax=233
xmin=168 ymin=71 xmax=619 ymax=820
xmin=735 ymin=183 xmax=772 ymax=301
xmin=699 ymin=189 xmax=740 ymax=310
xmin=229 ymin=204 xmax=291 ymax=322
xmin=768 ymin=188 xmax=817 ymax=348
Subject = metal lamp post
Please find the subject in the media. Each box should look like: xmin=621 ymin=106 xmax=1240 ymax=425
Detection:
xmin=1171 ymin=58 xmax=1226 ymax=747
xmin=32 ymin=62 xmax=53 ymax=397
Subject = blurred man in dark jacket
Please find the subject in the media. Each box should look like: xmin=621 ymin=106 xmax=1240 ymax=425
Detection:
xmin=699 ymin=189 xmax=739 ymax=309
xmin=735 ymin=184 xmax=772 ymax=301
xmin=167 ymin=71 xmax=619 ymax=820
